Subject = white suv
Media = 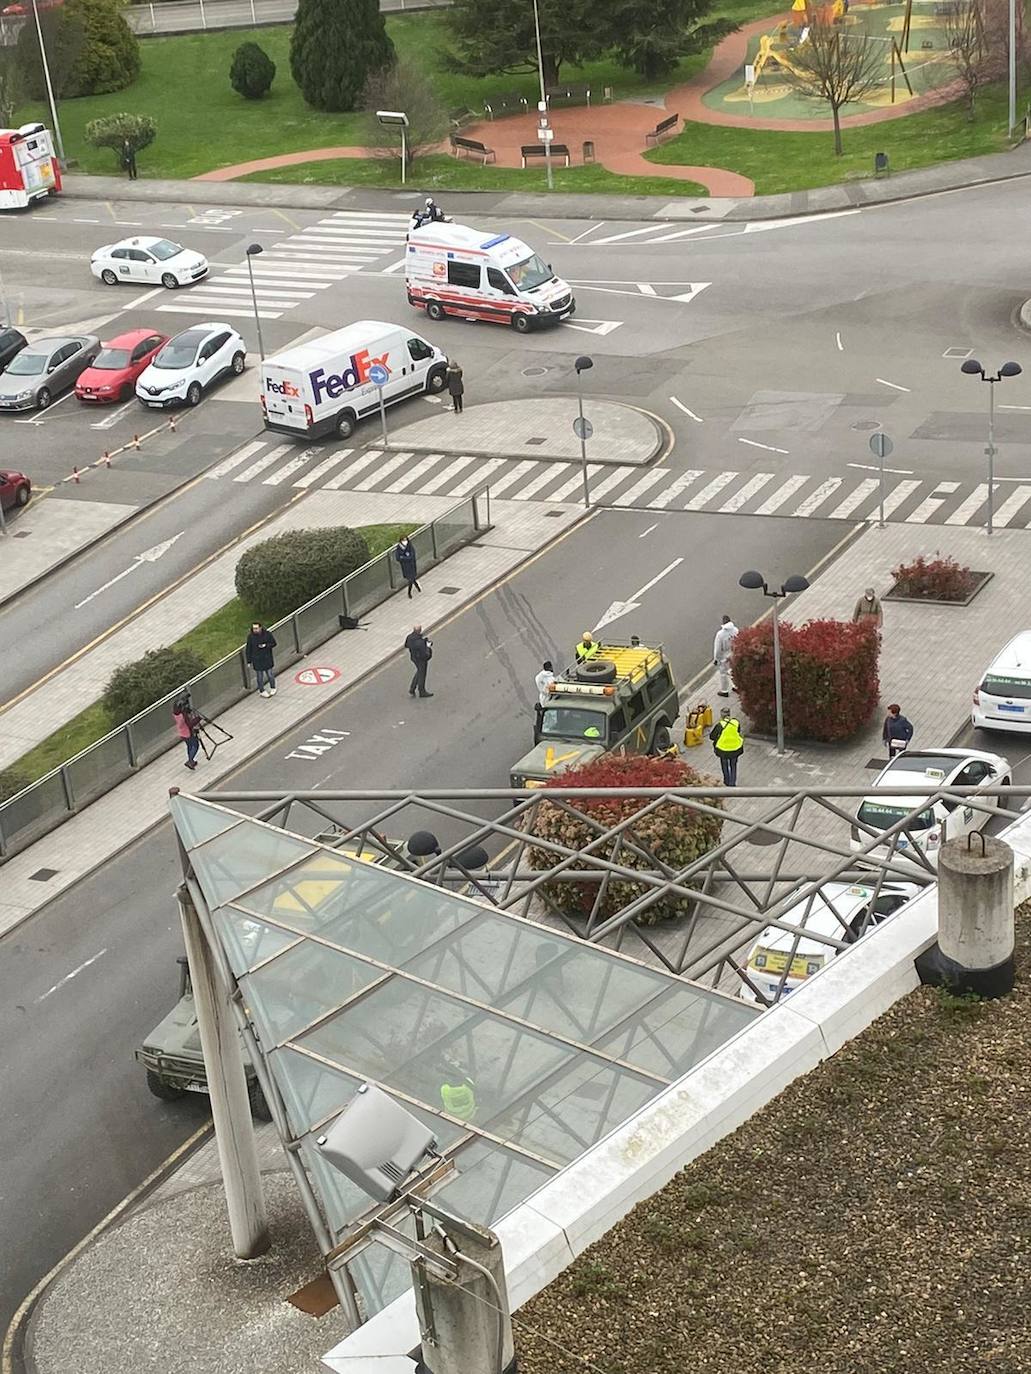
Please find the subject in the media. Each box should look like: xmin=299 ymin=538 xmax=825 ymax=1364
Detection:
xmin=136 ymin=324 xmax=246 ymax=408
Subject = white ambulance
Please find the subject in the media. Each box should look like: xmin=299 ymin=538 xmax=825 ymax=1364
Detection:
xmin=405 ymin=223 xmax=575 ymax=332
xmin=260 ymin=321 xmax=448 ymax=440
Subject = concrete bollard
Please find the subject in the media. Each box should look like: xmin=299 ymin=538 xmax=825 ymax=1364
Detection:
xmin=915 ymin=833 xmax=1015 ymax=998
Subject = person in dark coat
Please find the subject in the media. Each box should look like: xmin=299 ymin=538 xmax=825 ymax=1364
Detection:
xmin=245 ymin=622 xmax=278 ymax=698
xmin=446 ymin=359 xmax=464 ymax=413
xmin=395 ymin=535 xmax=421 ymax=598
xmin=404 ymin=624 xmax=433 ymax=698
xmin=121 ymin=139 xmax=138 ymax=179
xmin=882 ymin=703 xmax=913 ymax=757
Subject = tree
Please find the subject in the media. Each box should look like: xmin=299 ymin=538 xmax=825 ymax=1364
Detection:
xmin=230 ymin=41 xmax=276 ymax=99
xmin=790 ymin=21 xmax=883 ymax=155
xmin=445 ymin=0 xmax=604 ymax=90
xmin=17 ymin=0 xmax=138 ymax=99
xmin=85 ymin=113 xmax=157 ymax=169
xmin=608 ymin=0 xmax=737 ymax=80
xmin=361 ymin=61 xmax=447 ymax=165
xmin=945 ymin=0 xmax=1007 ymax=119
xmin=0 ymin=50 xmax=20 ymax=128
xmin=290 ymin=0 xmax=395 ymax=112
xmin=16 ymin=4 xmax=86 ymax=100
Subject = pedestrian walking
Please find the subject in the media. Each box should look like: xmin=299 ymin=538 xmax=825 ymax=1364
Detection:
xmin=711 ymin=706 xmax=744 ymax=786
xmin=245 ymin=622 xmax=278 ymax=697
xmin=575 ymin=631 xmax=598 ymax=664
xmin=395 ymin=535 xmax=421 ymax=598
xmin=712 ymin=614 xmax=738 ymax=697
xmin=852 ymin=586 xmax=883 ymax=629
xmin=405 ymin=623 xmax=433 ymax=698
xmin=121 ymin=139 xmax=138 ymax=180
xmin=882 ymin=703 xmax=913 ymax=758
xmin=446 ymin=359 xmax=464 ymax=414
xmin=173 ymin=696 xmax=203 ymax=771
xmin=534 ymin=659 xmax=556 ymax=739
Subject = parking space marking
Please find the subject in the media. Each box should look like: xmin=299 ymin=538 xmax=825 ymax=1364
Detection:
xmin=89 ymin=398 xmax=138 ymax=430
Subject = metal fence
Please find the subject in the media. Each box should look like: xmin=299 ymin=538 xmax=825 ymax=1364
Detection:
xmin=125 ymin=0 xmax=448 ymax=35
xmin=0 ymin=489 xmax=490 ymax=863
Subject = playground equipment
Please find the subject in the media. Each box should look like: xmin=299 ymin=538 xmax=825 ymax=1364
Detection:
xmin=748 ymin=1 xmax=915 ymax=105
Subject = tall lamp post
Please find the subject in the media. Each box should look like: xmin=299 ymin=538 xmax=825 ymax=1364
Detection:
xmin=531 ymin=0 xmax=554 ymax=191
xmin=960 ymin=358 xmax=1022 ymax=536
xmin=574 ymin=354 xmax=593 ymax=508
xmin=376 ymin=110 xmax=409 ymax=186
xmin=244 ymin=243 xmax=265 ymax=362
xmin=738 ymin=570 xmax=810 ymax=756
xmin=30 ymin=0 xmax=65 ymax=162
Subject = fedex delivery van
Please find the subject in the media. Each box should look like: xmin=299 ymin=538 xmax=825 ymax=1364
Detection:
xmin=405 ymin=223 xmax=575 ymax=332
xmin=261 ymin=321 xmax=448 ymax=440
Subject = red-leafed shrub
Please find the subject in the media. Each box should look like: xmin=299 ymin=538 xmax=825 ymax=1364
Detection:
xmin=731 ymin=618 xmax=880 ymax=743
xmin=526 ymin=753 xmax=723 ymax=925
xmin=890 ymin=553 xmax=977 ymax=601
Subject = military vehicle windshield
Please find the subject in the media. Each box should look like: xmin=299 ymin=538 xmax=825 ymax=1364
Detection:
xmin=540 ymin=707 xmax=608 ymax=741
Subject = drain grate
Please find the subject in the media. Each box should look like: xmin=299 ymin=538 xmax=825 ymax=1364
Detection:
xmin=545 ymin=510 xmax=564 ymax=517
xmin=942 ymin=346 xmax=974 ymax=359
xmin=438 ymin=586 xmax=461 ymax=595
xmin=525 ymin=437 xmax=547 ymax=446
xmin=851 ymin=419 xmax=880 ymax=432
xmin=30 ymin=868 xmax=59 ymax=881
xmin=13 ymin=530 xmax=30 ymax=538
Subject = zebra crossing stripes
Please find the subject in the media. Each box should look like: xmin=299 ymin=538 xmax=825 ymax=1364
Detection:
xmin=994 ymin=484 xmax=1031 ymax=527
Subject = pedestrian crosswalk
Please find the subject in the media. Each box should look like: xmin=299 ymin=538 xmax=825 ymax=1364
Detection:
xmin=204 ymin=441 xmax=1031 ymax=529
xmin=156 ymin=211 xmax=410 ymax=322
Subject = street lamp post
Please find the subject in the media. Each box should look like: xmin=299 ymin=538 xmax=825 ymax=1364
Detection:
xmin=376 ymin=110 xmax=409 ymax=186
xmin=738 ymin=570 xmax=810 ymax=756
xmin=244 ymin=244 xmax=265 ymax=361
xmin=574 ymin=354 xmax=593 ymax=508
xmin=960 ymin=358 xmax=1022 ymax=536
xmin=531 ymin=0 xmax=554 ymax=191
xmin=31 ymin=0 xmax=65 ymax=162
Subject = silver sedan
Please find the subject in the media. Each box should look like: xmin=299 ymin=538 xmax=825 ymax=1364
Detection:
xmin=0 ymin=334 xmax=101 ymax=412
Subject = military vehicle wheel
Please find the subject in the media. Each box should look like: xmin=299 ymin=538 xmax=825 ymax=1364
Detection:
xmin=650 ymin=724 xmax=672 ymax=755
xmin=146 ymin=1070 xmax=186 ymax=1102
xmin=576 ymin=658 xmax=617 ymax=684
xmin=249 ymin=1078 xmax=273 ymax=1121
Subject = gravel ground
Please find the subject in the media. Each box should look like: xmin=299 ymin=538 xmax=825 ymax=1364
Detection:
xmin=516 ymin=908 xmax=1031 ymax=1374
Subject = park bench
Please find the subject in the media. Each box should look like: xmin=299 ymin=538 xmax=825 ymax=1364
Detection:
xmin=483 ymin=93 xmax=529 ymax=119
xmin=449 ymin=106 xmax=477 ymax=130
xmin=450 ymin=135 xmax=497 ymax=165
xmin=521 ymin=143 xmax=572 ymax=168
xmin=645 ymin=112 xmax=680 ymax=146
xmin=546 ymin=82 xmax=593 ymax=106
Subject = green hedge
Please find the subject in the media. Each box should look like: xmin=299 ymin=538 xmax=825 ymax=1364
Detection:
xmin=103 ymin=646 xmax=206 ymax=725
xmin=230 ymin=41 xmax=276 ymax=99
xmin=0 ymin=768 xmax=30 ymax=805
xmin=234 ymin=526 xmax=371 ymax=622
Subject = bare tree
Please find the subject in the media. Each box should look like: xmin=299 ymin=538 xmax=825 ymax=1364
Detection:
xmin=360 ymin=61 xmax=449 ymax=168
xmin=0 ymin=50 xmax=19 ymax=128
xmin=945 ymin=0 xmax=1007 ymax=119
xmin=790 ymin=23 xmax=884 ymax=155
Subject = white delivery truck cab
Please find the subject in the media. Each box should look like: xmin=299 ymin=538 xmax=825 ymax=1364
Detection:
xmin=261 ymin=320 xmax=448 ymax=441
xmin=405 ymin=223 xmax=575 ymax=333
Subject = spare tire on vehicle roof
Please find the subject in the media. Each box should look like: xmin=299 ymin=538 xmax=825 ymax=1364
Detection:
xmin=576 ymin=658 xmax=617 ymax=684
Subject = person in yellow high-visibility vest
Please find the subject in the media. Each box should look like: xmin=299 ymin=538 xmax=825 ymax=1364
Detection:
xmin=711 ymin=706 xmax=744 ymax=787
xmin=575 ymin=631 xmax=599 ymax=664
xmin=440 ymin=1068 xmax=477 ymax=1121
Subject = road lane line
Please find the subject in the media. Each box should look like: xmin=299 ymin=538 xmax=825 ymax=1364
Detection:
xmin=738 ymin=437 xmax=788 ymax=455
xmin=684 ymin=472 xmax=737 ymax=510
xmin=293 ymin=449 xmax=355 ymax=488
xmin=754 ymin=474 xmax=808 ymax=514
xmin=991 ymin=484 xmax=1031 ymax=527
xmin=417 ymin=455 xmax=482 ymax=495
xmin=945 ymin=484 xmax=989 ymax=525
xmin=878 ymin=479 xmax=922 ymax=520
xmin=647 ymin=469 xmax=703 ymax=509
xmin=791 ymin=478 xmax=843 ymax=517
xmin=719 ymin=473 xmax=774 ymax=512
xmin=905 ymin=481 xmax=960 ymax=524
xmin=876 ymin=378 xmax=911 ymax=392
xmin=452 ymin=459 xmax=506 ymax=496
xmin=323 ymin=448 xmax=389 ymax=490
xmin=352 ymin=451 xmax=411 ymax=490
xmin=234 ymin=443 xmax=293 ymax=482
xmin=36 ymin=949 xmax=107 ymax=1002
xmin=547 ymin=465 xmax=605 ymax=502
xmin=205 ymin=439 xmax=266 ymax=479
xmin=825 ymin=478 xmax=879 ymax=520
xmin=475 ymin=459 xmax=537 ymax=498
xmin=609 ymin=468 xmax=669 ymax=506
xmin=514 ymin=463 xmax=578 ymax=501
xmin=670 ymin=396 xmax=703 ymax=422
xmin=263 ymin=449 xmax=321 ymax=485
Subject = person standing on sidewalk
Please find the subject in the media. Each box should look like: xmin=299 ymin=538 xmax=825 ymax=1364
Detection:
xmin=121 ymin=139 xmax=138 ymax=180
xmin=173 ymin=696 xmax=203 ymax=771
xmin=405 ymin=624 xmax=433 ymax=698
xmin=446 ymin=359 xmax=464 ymax=414
xmin=395 ymin=535 xmax=421 ymax=598
xmin=534 ymin=659 xmax=555 ymax=739
xmin=852 ymin=587 xmax=883 ymax=629
xmin=712 ymin=615 xmax=738 ymax=698
xmin=246 ymin=622 xmax=278 ymax=698
xmin=882 ymin=703 xmax=913 ymax=758
xmin=711 ymin=706 xmax=744 ymax=786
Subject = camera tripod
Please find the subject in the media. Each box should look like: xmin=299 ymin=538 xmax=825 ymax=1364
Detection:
xmin=196 ymin=717 xmax=233 ymax=760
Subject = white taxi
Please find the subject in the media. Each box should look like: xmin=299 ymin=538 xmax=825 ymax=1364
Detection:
xmin=91 ymin=236 xmax=208 ymax=289
xmin=850 ymin=748 xmax=1010 ymax=872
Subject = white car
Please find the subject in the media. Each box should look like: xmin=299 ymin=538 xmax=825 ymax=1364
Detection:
xmin=136 ymin=324 xmax=246 ymax=408
xmin=850 ymin=748 xmax=1010 ymax=872
xmin=91 ymin=236 xmax=208 ymax=289
xmin=972 ymin=630 xmax=1031 ymax=734
xmin=739 ymin=879 xmax=921 ymax=1005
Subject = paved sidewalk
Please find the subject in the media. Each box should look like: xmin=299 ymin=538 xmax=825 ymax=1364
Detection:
xmin=0 ymin=498 xmax=138 ymax=604
xmin=0 ymin=496 xmax=583 ymax=939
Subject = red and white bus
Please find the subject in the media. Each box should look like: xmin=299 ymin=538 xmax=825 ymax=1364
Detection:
xmin=0 ymin=123 xmax=61 ymax=210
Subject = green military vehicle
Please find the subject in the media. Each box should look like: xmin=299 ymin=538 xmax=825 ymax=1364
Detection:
xmin=511 ymin=640 xmax=679 ymax=788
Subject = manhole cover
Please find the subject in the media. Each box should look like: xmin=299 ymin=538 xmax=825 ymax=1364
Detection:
xmin=851 ymin=419 xmax=880 ymax=432
xmin=525 ymin=436 xmax=547 ymax=445
xmin=743 ymin=830 xmax=781 ymax=847
xmin=30 ymin=867 xmax=59 ymax=881
xmin=522 ymin=366 xmax=549 ymax=377
xmin=13 ymin=530 xmax=30 ymax=538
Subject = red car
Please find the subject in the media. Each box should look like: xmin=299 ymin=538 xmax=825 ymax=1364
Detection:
xmin=75 ymin=328 xmax=168 ymax=404
xmin=0 ymin=469 xmax=30 ymax=512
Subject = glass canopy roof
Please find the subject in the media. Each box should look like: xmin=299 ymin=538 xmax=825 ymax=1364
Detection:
xmin=171 ymin=794 xmax=758 ymax=1311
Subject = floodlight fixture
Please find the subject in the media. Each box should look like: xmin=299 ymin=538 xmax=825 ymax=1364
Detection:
xmin=316 ymin=1083 xmax=437 ymax=1202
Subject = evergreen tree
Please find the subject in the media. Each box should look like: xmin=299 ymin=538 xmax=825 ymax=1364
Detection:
xmin=609 ymin=0 xmax=737 ymax=79
xmin=230 ymin=41 xmax=276 ymax=99
xmin=16 ymin=0 xmax=138 ymax=99
xmin=445 ymin=0 xmax=602 ymax=89
xmin=290 ymin=0 xmax=395 ymax=112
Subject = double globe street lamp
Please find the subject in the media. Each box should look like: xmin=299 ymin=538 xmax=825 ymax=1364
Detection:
xmin=738 ymin=570 xmax=810 ymax=756
xmin=959 ymin=358 xmax=1022 ymax=536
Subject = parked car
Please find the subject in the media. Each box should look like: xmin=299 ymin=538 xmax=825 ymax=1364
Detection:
xmin=0 ymin=326 xmax=27 ymax=373
xmin=0 ymin=468 xmax=31 ymax=511
xmin=0 ymin=334 xmax=100 ymax=411
xmin=90 ymin=236 xmax=208 ymax=289
xmin=75 ymin=328 xmax=169 ymax=404
xmin=972 ymin=630 xmax=1031 ymax=735
xmin=739 ymin=878 xmax=921 ymax=1004
xmin=135 ymin=323 xmax=246 ymax=408
xmin=850 ymin=748 xmax=1010 ymax=872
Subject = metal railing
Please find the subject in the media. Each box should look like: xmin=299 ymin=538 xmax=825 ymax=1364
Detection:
xmin=0 ymin=489 xmax=491 ymax=863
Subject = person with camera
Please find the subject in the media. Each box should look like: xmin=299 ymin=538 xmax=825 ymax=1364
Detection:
xmin=404 ymin=624 xmax=433 ymax=698
xmin=173 ymin=695 xmax=204 ymax=771
xmin=246 ymin=622 xmax=278 ymax=698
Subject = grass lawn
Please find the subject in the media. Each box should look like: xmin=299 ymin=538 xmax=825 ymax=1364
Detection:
xmin=1 ymin=522 xmax=412 ymax=789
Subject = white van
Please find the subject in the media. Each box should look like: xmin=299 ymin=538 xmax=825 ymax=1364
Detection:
xmin=405 ymin=223 xmax=575 ymax=332
xmin=972 ymin=630 xmax=1031 ymax=733
xmin=261 ymin=321 xmax=447 ymax=441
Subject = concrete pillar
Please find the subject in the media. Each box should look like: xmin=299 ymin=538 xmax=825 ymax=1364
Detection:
xmin=412 ymin=1223 xmax=515 ymax=1374
xmin=179 ymin=886 xmax=270 ymax=1257
xmin=915 ymin=833 xmax=1015 ymax=998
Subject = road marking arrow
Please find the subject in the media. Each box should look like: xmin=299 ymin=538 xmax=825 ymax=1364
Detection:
xmin=592 ymin=558 xmax=684 ymax=633
xmin=73 ymin=532 xmax=184 ymax=608
xmin=564 ymin=318 xmax=623 ymax=335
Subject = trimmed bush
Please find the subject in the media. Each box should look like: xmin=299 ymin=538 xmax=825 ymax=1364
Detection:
xmin=890 ymin=553 xmax=977 ymax=601
xmin=0 ymin=768 xmax=31 ymax=805
xmin=291 ymin=0 xmax=395 ymax=111
xmin=19 ymin=0 xmax=139 ymax=98
xmin=103 ymin=646 xmax=205 ymax=726
xmin=85 ymin=112 xmax=157 ymax=169
xmin=527 ymin=753 xmax=723 ymax=926
xmin=230 ymin=41 xmax=276 ymax=99
xmin=731 ymin=618 xmax=880 ymax=744
xmin=234 ymin=526 xmax=370 ymax=622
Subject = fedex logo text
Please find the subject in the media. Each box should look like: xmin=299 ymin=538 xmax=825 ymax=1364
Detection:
xmin=310 ymin=350 xmax=391 ymax=406
xmin=265 ymin=378 xmax=300 ymax=397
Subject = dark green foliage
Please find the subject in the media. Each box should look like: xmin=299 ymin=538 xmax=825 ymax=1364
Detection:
xmin=103 ymin=646 xmax=206 ymax=725
xmin=0 ymin=768 xmax=30 ymax=805
xmin=16 ymin=4 xmax=85 ymax=99
xmin=230 ymin=41 xmax=276 ymax=99
xmin=19 ymin=0 xmax=139 ymax=98
xmin=234 ymin=527 xmax=371 ymax=621
xmin=290 ymin=0 xmax=395 ymax=111
xmin=84 ymin=112 xmax=157 ymax=168
xmin=609 ymin=0 xmax=737 ymax=78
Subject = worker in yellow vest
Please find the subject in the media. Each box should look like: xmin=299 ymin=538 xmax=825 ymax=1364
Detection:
xmin=575 ymin=631 xmax=599 ymax=663
xmin=440 ymin=1066 xmax=477 ymax=1121
xmin=711 ymin=706 xmax=744 ymax=787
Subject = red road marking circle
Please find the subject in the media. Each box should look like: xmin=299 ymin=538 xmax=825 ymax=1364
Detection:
xmin=294 ymin=666 xmax=341 ymax=686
